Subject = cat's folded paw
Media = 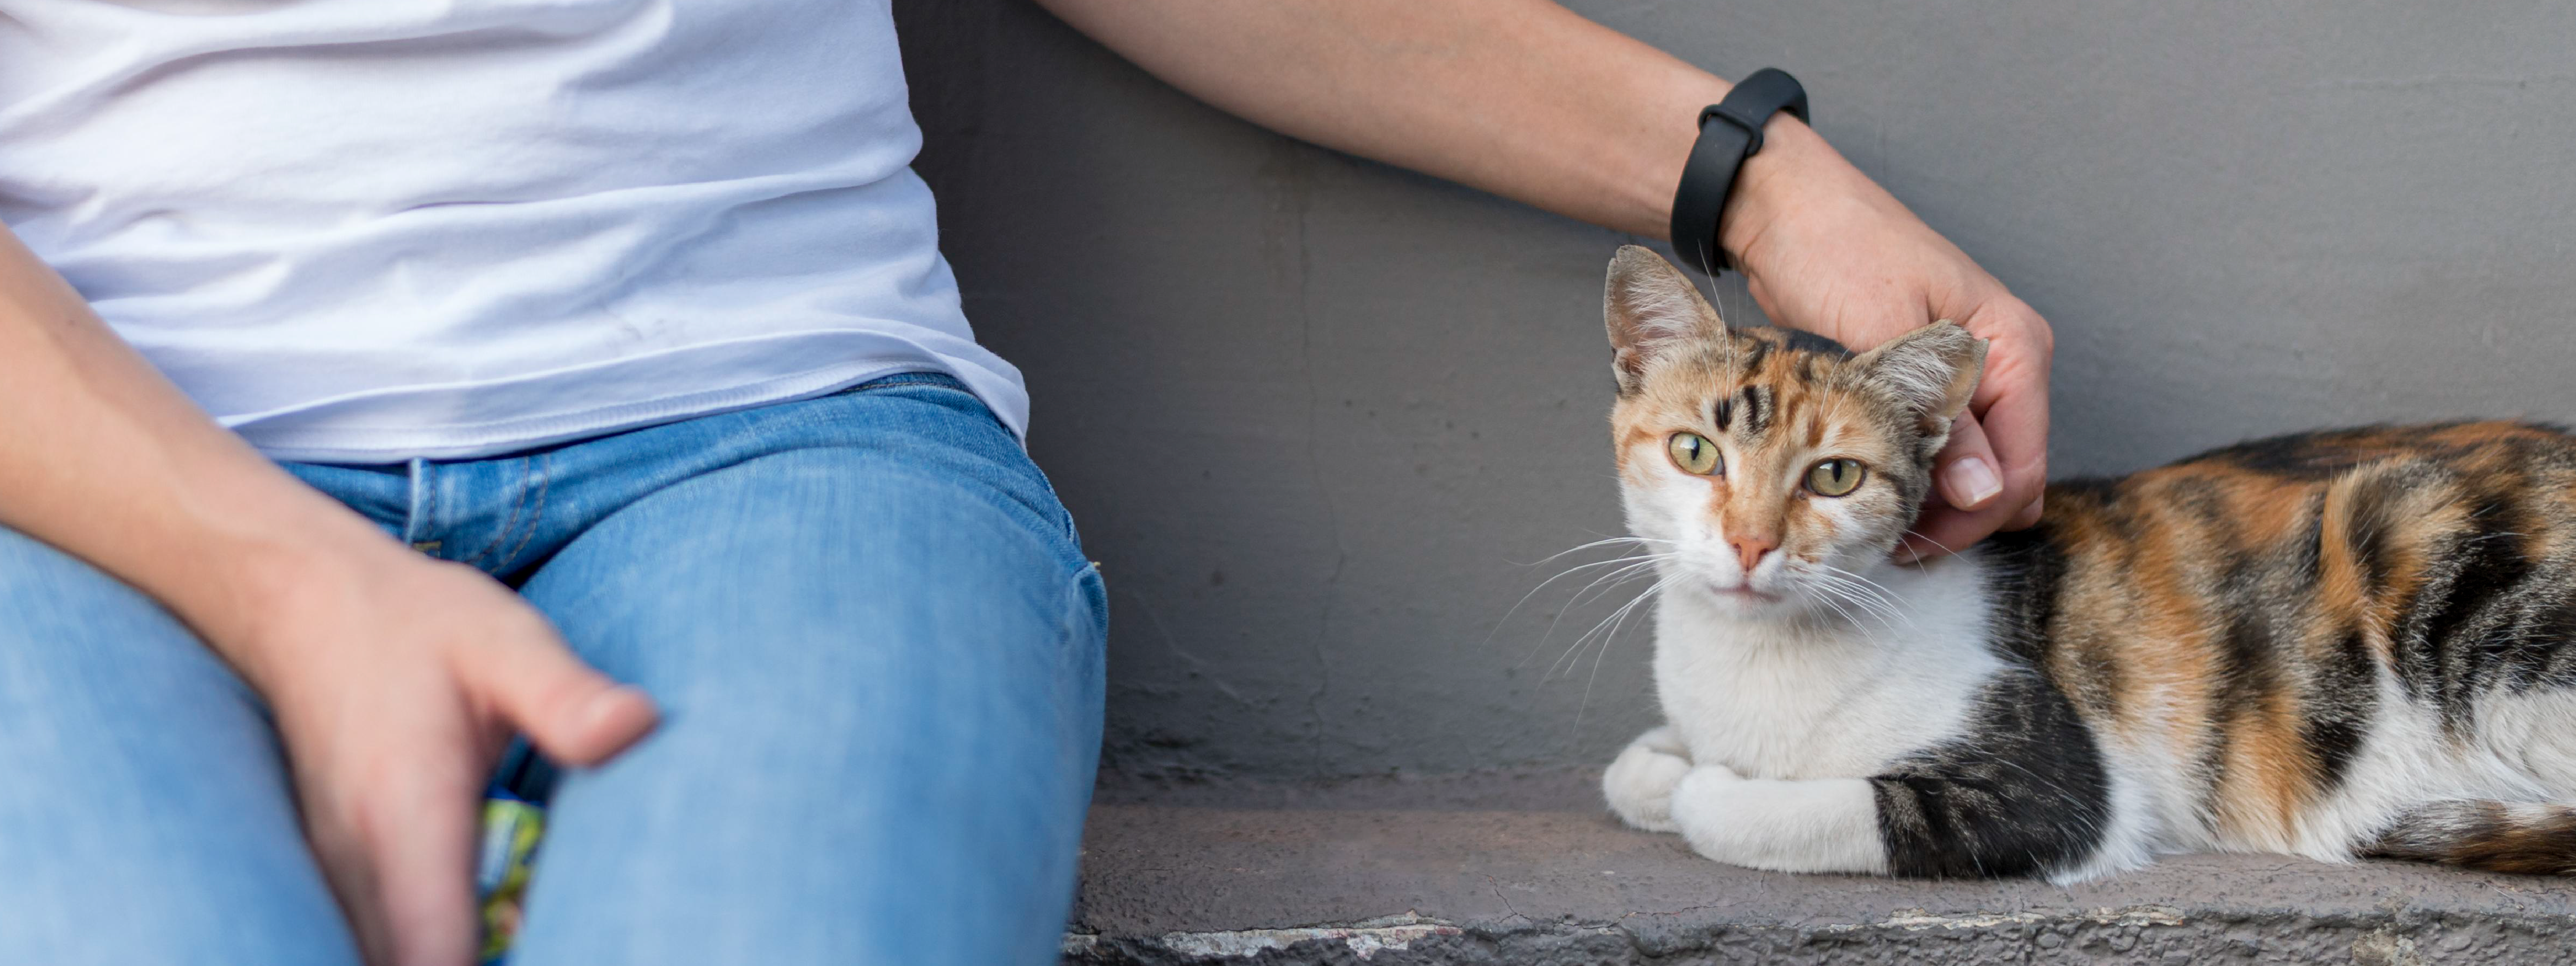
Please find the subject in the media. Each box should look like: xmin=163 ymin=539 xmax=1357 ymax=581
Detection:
xmin=1603 ymin=728 xmax=1694 ymax=833
xmin=1666 ymin=762 xmax=1748 ymax=844
xmin=1674 ymin=762 xmax=1743 ymax=797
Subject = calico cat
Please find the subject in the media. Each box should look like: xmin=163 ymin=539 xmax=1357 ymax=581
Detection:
xmin=1595 ymin=245 xmax=2576 ymax=880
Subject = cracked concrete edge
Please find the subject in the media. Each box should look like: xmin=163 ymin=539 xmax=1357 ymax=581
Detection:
xmin=1060 ymin=903 xmax=2576 ymax=965
xmin=1063 ymin=913 xmax=1469 ymax=963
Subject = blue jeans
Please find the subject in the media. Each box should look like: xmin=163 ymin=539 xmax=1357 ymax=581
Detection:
xmin=0 ymin=374 xmax=1107 ymax=965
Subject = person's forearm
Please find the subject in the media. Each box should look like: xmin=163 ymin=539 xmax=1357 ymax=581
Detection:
xmin=1036 ymin=0 xmax=2052 ymax=551
xmin=1030 ymin=0 xmax=1839 ymax=246
xmin=0 ymin=225 xmax=398 ymax=675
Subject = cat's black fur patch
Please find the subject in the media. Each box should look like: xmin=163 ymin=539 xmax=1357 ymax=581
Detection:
xmin=2398 ymin=493 xmax=2540 ymax=732
xmin=1858 ymin=531 xmax=2115 ymax=879
xmin=2289 ymin=500 xmax=2376 ymax=794
xmin=1868 ymin=669 xmax=2112 ymax=878
xmin=1772 ymin=325 xmax=1853 ymax=358
xmin=2200 ymin=555 xmax=2290 ymax=820
xmin=1979 ymin=507 xmax=2131 ymax=724
xmin=2191 ymin=424 xmax=2419 ymax=480
xmin=2516 ymin=602 xmax=2576 ymax=693
xmin=1977 ymin=526 xmax=2066 ymax=666
xmin=2337 ymin=465 xmax=2420 ymax=596
xmin=2304 ymin=629 xmax=2378 ymax=792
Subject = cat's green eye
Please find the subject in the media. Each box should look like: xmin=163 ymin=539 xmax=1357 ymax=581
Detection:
xmin=1806 ymin=458 xmax=1866 ymax=497
xmin=1667 ymin=432 xmax=1721 ymax=476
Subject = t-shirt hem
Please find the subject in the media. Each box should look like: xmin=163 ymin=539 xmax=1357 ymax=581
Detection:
xmin=239 ymin=359 xmax=950 ymax=463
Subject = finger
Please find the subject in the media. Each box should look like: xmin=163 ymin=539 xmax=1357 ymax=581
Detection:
xmin=1976 ymin=398 xmax=2047 ymax=513
xmin=1902 ymin=432 xmax=2043 ymax=559
xmin=1900 ymin=497 xmax=2022 ymax=561
xmin=293 ymin=706 xmax=487 ymax=966
xmin=2008 ymin=492 xmax=2045 ymax=530
xmin=1966 ymin=318 xmax=2050 ymax=518
xmin=456 ymin=619 xmax=658 ymax=767
xmin=306 ymin=809 xmax=395 ymax=966
xmin=1931 ymin=412 xmax=2005 ymax=512
xmin=372 ymin=749 xmax=484 ymax=966
xmin=1895 ymin=515 xmax=1943 ymax=563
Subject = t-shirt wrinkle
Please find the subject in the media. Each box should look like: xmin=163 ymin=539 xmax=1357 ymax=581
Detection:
xmin=0 ymin=0 xmax=1026 ymax=461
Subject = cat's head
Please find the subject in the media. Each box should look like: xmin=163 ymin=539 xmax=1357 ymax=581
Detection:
xmin=1603 ymin=246 xmax=1986 ymax=619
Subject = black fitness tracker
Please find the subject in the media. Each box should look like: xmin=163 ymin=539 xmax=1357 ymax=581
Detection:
xmin=1668 ymin=68 xmax=1809 ymax=275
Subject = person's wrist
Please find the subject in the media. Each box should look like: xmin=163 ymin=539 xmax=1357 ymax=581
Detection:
xmin=1714 ymin=117 xmax=1844 ymax=273
xmin=189 ymin=522 xmax=418 ymax=687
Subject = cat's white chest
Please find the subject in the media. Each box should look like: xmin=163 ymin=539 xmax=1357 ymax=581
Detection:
xmin=1649 ymin=564 xmax=2001 ymax=781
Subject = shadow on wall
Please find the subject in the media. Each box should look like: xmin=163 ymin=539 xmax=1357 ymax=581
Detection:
xmin=895 ymin=0 xmax=2576 ymax=782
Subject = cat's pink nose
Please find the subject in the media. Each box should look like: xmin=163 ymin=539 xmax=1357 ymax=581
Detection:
xmin=1731 ymin=535 xmax=1778 ymax=573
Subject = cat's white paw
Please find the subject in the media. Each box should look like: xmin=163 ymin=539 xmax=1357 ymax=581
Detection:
xmin=1603 ymin=726 xmax=1694 ymax=833
xmin=1666 ymin=763 xmax=1748 ymax=858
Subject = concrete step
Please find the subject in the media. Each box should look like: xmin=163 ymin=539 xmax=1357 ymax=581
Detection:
xmin=1066 ymin=770 xmax=2576 ymax=964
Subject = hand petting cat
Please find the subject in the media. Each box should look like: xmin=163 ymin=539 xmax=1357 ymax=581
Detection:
xmin=1716 ymin=118 xmax=2054 ymax=561
xmin=1037 ymin=0 xmax=2053 ymax=557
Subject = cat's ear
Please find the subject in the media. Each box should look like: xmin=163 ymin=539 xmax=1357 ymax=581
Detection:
xmin=1854 ymin=320 xmax=1987 ymax=421
xmin=1604 ymin=245 xmax=1723 ymax=394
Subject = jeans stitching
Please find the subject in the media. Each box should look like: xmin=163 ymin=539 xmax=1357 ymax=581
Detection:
xmin=1059 ymin=563 xmax=1110 ymax=663
xmin=497 ymin=452 xmax=552 ymax=573
xmin=835 ymin=371 xmax=956 ymax=395
xmin=412 ymin=458 xmax=437 ymax=549
xmin=461 ymin=457 xmax=532 ymax=567
xmin=818 ymin=372 xmax=1069 ymax=541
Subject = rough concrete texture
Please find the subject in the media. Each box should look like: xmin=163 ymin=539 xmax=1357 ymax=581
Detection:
xmin=1066 ymin=772 xmax=2576 ymax=964
xmin=897 ymin=0 xmax=2576 ymax=781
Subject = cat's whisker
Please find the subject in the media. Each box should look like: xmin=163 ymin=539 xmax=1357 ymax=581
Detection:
xmin=1813 ymin=562 xmax=1914 ymax=627
xmin=1567 ymin=556 xmax=1670 ymax=609
xmin=1803 ymin=568 xmax=1903 ymax=632
xmin=1540 ymin=565 xmax=1667 ymax=674
xmin=1820 ymin=576 xmax=1903 ymax=621
xmin=1511 ymin=535 xmax=1669 ymax=568
xmin=1804 ymin=577 xmax=1893 ymax=631
xmin=1900 ymin=528 xmax=1964 ymax=573
xmin=1805 ymin=584 xmax=1865 ymax=629
xmin=1799 ymin=561 xmax=1883 ymax=602
xmin=1809 ymin=560 xmax=1896 ymax=599
xmin=1571 ymin=574 xmax=1673 ymax=732
xmin=1541 ymin=554 xmax=1671 ymax=635
xmin=1571 ymin=528 xmax=1677 ymax=546
xmin=1552 ymin=568 xmax=1671 ymax=681
xmin=1821 ymin=581 xmax=1910 ymax=635
xmin=1817 ymin=567 xmax=1916 ymax=634
xmin=1495 ymin=548 xmax=1675 ymax=661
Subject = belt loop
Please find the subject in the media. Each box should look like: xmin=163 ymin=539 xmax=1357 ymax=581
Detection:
xmin=404 ymin=457 xmax=438 ymax=552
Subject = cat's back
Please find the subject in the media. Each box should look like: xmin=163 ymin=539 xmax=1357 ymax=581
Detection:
xmin=1986 ymin=421 xmax=2576 ymax=854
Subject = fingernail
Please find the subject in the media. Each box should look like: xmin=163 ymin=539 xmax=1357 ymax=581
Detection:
xmin=1944 ymin=455 xmax=2003 ymax=509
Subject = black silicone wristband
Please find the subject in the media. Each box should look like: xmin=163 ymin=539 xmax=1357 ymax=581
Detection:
xmin=1668 ymin=68 xmax=1809 ymax=275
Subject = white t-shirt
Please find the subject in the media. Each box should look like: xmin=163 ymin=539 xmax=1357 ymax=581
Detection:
xmin=0 ymin=0 xmax=1024 ymax=462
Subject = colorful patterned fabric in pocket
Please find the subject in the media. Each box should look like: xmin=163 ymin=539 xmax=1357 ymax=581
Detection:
xmin=476 ymin=791 xmax=547 ymax=965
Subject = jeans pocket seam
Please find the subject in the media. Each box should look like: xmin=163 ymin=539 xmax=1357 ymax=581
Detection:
xmin=836 ymin=371 xmax=963 ymax=396
xmin=1060 ymin=562 xmax=1109 ymax=655
xmin=496 ymin=452 xmax=553 ymax=573
xmin=459 ymin=456 xmax=533 ymax=567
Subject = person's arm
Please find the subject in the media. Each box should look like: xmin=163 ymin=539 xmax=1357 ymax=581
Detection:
xmin=1030 ymin=0 xmax=2051 ymax=552
xmin=0 ymin=224 xmax=656 ymax=966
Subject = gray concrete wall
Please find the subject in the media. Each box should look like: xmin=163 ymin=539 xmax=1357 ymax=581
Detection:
xmin=895 ymin=0 xmax=2576 ymax=781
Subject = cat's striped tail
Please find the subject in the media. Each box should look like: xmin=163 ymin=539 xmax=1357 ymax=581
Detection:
xmin=2367 ymin=800 xmax=2576 ymax=875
